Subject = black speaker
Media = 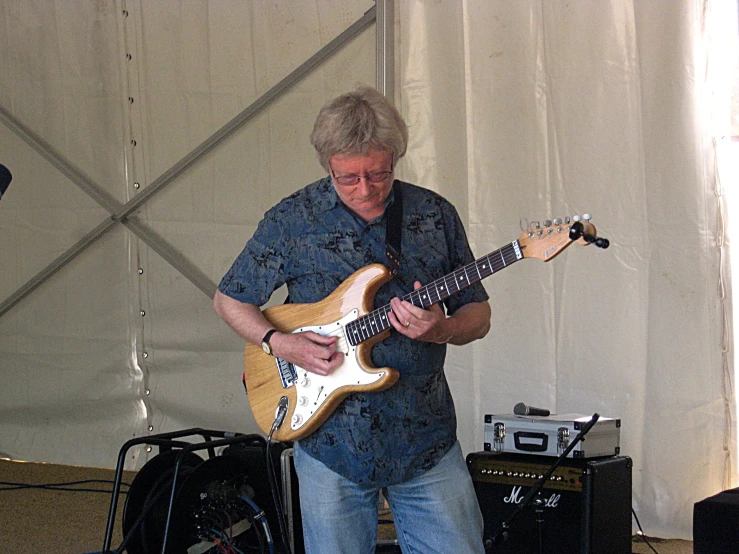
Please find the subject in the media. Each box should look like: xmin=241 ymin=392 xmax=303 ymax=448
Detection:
xmin=466 ymin=451 xmax=632 ymax=554
xmin=694 ymin=488 xmax=739 ymax=553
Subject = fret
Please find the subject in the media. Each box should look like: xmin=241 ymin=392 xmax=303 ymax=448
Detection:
xmin=414 ymin=289 xmax=425 ymax=308
xmin=358 ymin=318 xmax=370 ymax=341
xmin=429 ymin=281 xmax=443 ymax=304
xmin=457 ymin=268 xmax=467 ymax=288
xmin=492 ymin=251 xmax=506 ymax=272
xmin=375 ymin=310 xmax=385 ymax=331
xmin=378 ymin=307 xmax=391 ymax=331
xmin=373 ymin=311 xmax=386 ymax=334
xmin=368 ymin=312 xmax=379 ymax=335
xmin=347 ymin=322 xmax=360 ymax=346
xmin=486 ymin=252 xmax=496 ymax=274
xmin=452 ymin=270 xmax=461 ymax=292
xmin=479 ymin=255 xmax=493 ymax=278
xmin=407 ymin=290 xmax=421 ymax=308
xmin=351 ymin=319 xmax=361 ymax=342
xmin=418 ymin=286 xmax=432 ymax=308
xmin=454 ymin=270 xmax=463 ymax=292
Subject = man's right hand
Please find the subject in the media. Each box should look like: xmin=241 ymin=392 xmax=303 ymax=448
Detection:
xmin=270 ymin=331 xmax=344 ymax=376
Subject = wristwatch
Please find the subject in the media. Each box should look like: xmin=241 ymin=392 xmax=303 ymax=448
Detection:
xmin=261 ymin=329 xmax=279 ymax=356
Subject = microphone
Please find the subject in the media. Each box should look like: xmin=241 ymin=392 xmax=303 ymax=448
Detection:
xmin=0 ymin=164 xmax=11 ymax=198
xmin=513 ymin=402 xmax=550 ymax=417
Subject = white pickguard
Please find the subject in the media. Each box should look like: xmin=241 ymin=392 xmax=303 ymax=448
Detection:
xmin=288 ymin=310 xmax=386 ymax=431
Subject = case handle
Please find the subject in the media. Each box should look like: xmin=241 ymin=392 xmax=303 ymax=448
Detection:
xmin=513 ymin=431 xmax=549 ymax=452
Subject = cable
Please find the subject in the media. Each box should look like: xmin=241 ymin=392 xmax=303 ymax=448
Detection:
xmin=632 ymin=508 xmax=660 ymax=554
xmin=0 ymin=478 xmax=130 ymax=493
xmin=240 ymin=495 xmax=274 ymax=554
xmin=114 ymin=480 xmax=169 ymax=554
xmin=114 ymin=464 xmax=195 ymax=554
xmin=266 ymin=397 xmax=292 ymax=554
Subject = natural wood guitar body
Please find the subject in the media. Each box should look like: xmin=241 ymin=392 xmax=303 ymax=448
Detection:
xmin=243 ymin=263 xmax=399 ymax=442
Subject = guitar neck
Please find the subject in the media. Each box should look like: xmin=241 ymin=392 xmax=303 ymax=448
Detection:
xmin=345 ymin=240 xmax=523 ymax=346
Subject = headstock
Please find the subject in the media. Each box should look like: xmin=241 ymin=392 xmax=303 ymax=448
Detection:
xmin=518 ymin=214 xmax=609 ymax=262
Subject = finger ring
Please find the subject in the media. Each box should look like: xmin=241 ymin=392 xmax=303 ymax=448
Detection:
xmin=404 ymin=321 xmax=411 ymax=328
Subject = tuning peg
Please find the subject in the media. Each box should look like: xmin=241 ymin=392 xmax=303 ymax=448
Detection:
xmin=565 ymin=216 xmax=571 ymax=224
xmin=553 ymin=218 xmax=562 ymax=225
xmin=582 ymin=213 xmax=592 ymax=221
xmin=572 ymin=215 xmax=582 ymax=222
xmin=543 ymin=220 xmax=552 ymax=227
xmin=569 ymin=221 xmax=584 ymax=240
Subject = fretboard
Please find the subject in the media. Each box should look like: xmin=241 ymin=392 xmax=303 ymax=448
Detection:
xmin=345 ymin=240 xmax=523 ymax=346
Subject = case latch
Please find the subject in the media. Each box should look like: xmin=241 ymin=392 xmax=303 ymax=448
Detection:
xmin=557 ymin=426 xmax=570 ymax=454
xmin=493 ymin=422 xmax=506 ymax=452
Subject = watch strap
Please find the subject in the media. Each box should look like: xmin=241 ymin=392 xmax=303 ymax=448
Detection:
xmin=262 ymin=328 xmax=278 ymax=344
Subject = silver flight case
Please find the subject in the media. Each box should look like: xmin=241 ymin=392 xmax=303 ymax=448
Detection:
xmin=483 ymin=413 xmax=621 ymax=458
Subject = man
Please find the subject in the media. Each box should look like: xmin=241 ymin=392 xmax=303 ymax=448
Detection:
xmin=214 ymin=86 xmax=491 ymax=553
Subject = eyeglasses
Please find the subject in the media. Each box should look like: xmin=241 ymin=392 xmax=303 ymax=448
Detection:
xmin=329 ymin=163 xmax=394 ymax=187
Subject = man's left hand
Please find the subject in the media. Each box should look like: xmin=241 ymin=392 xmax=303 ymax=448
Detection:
xmin=388 ymin=281 xmax=453 ymax=343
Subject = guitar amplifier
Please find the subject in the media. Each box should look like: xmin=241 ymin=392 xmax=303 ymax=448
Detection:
xmin=466 ymin=451 xmax=632 ymax=554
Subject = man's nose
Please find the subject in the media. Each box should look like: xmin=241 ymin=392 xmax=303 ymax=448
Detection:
xmin=354 ymin=177 xmax=373 ymax=194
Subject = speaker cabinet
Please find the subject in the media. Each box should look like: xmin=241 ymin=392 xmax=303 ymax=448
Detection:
xmin=694 ymin=488 xmax=739 ymax=553
xmin=467 ymin=452 xmax=632 ymax=554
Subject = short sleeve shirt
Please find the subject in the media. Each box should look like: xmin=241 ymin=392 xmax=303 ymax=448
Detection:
xmin=218 ymin=177 xmax=489 ymax=487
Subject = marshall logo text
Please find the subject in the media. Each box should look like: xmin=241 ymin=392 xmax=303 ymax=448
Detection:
xmin=504 ymin=486 xmax=561 ymax=508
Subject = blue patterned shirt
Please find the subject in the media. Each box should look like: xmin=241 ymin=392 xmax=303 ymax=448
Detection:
xmin=218 ymin=177 xmax=489 ymax=486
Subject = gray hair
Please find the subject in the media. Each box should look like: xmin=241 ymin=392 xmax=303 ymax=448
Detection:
xmin=310 ymin=86 xmax=408 ymax=172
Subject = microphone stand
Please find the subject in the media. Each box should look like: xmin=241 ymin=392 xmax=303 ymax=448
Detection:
xmin=485 ymin=413 xmax=601 ymax=553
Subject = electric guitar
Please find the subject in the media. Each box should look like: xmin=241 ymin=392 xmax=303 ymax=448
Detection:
xmin=243 ymin=217 xmax=608 ymax=441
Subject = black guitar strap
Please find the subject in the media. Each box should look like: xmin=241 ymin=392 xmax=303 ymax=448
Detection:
xmin=385 ymin=181 xmax=403 ymax=276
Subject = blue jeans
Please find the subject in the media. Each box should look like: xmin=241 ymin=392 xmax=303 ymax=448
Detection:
xmin=292 ymin=441 xmax=484 ymax=554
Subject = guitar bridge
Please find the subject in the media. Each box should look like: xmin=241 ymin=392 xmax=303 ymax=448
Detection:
xmin=276 ymin=356 xmax=296 ymax=389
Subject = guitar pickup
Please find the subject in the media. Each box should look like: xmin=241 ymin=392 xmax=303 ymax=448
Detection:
xmin=276 ymin=356 xmax=297 ymax=389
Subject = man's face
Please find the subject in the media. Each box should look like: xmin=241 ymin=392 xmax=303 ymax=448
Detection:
xmin=329 ymin=149 xmax=394 ymax=223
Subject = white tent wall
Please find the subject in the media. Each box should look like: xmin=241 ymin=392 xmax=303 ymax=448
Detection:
xmin=0 ymin=1 xmax=142 ymax=464
xmin=396 ymin=0 xmax=733 ymax=539
xmin=0 ymin=0 xmax=733 ymax=541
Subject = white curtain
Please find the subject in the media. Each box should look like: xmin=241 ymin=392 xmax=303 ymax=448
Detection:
xmin=0 ymin=0 xmax=733 ymax=540
xmin=397 ymin=0 xmax=734 ymax=539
